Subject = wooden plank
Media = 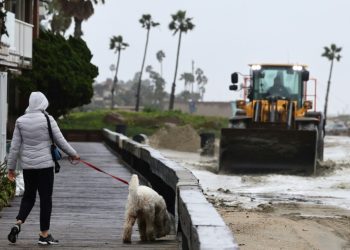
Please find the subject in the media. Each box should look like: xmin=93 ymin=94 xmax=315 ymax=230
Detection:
xmin=0 ymin=142 xmax=178 ymax=249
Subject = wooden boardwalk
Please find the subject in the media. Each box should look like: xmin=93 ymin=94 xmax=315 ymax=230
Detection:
xmin=0 ymin=142 xmax=179 ymax=249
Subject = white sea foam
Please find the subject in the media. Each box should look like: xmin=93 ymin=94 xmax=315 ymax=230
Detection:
xmin=159 ymin=136 xmax=350 ymax=210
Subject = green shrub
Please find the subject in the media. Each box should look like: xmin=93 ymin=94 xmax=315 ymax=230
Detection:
xmin=58 ymin=109 xmax=229 ymax=138
xmin=0 ymin=163 xmax=16 ymax=211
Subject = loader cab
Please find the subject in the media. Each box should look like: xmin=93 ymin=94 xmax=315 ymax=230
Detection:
xmin=250 ymin=64 xmax=309 ymax=108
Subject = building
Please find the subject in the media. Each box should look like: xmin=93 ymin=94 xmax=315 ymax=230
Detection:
xmin=174 ymin=101 xmax=236 ymax=118
xmin=0 ymin=0 xmax=38 ymax=164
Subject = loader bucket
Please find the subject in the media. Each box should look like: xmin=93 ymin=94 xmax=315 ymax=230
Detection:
xmin=219 ymin=128 xmax=318 ymax=174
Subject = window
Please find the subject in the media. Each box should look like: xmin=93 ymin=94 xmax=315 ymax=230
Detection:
xmin=5 ymin=0 xmax=32 ymax=22
xmin=252 ymin=67 xmax=303 ymax=105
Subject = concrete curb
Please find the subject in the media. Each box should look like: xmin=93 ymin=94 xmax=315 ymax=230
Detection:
xmin=102 ymin=128 xmax=238 ymax=250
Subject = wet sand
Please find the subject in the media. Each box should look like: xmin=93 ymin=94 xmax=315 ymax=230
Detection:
xmin=214 ymin=202 xmax=350 ymax=250
xmin=157 ymin=135 xmax=350 ymax=250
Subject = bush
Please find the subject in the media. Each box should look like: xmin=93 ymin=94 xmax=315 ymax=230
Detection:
xmin=58 ymin=109 xmax=229 ymax=138
xmin=15 ymin=30 xmax=98 ymax=118
xmin=0 ymin=163 xmax=16 ymax=211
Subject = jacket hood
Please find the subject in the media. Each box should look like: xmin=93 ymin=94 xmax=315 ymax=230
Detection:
xmin=25 ymin=92 xmax=49 ymax=113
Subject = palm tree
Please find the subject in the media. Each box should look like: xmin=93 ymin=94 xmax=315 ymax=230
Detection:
xmin=195 ymin=68 xmax=208 ymax=100
xmin=57 ymin=0 xmax=105 ymax=38
xmin=156 ymin=50 xmax=165 ymax=77
xmin=198 ymin=76 xmax=208 ymax=101
xmin=110 ymin=35 xmax=129 ymax=109
xmin=135 ymin=14 xmax=159 ymax=111
xmin=146 ymin=65 xmax=166 ymax=108
xmin=321 ymin=44 xmax=342 ymax=121
xmin=168 ymin=10 xmax=195 ymax=110
xmin=179 ymin=72 xmax=194 ymax=92
xmin=47 ymin=0 xmax=72 ymax=35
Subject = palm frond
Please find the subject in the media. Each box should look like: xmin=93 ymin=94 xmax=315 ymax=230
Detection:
xmin=143 ymin=14 xmax=151 ymax=20
xmin=177 ymin=10 xmax=186 ymax=20
xmin=109 ymin=38 xmax=115 ymax=50
xmin=169 ymin=22 xmax=176 ymax=30
xmin=187 ymin=22 xmax=195 ymax=30
xmin=116 ymin=35 xmax=123 ymax=42
xmin=93 ymin=0 xmax=105 ymax=5
xmin=146 ymin=65 xmax=153 ymax=72
xmin=179 ymin=23 xmax=186 ymax=31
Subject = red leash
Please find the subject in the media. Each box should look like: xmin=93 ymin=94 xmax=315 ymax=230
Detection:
xmin=70 ymin=159 xmax=129 ymax=185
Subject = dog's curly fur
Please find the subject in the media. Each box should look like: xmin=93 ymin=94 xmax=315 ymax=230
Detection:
xmin=122 ymin=174 xmax=171 ymax=243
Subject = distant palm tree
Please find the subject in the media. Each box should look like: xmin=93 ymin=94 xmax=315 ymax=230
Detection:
xmin=198 ymin=76 xmax=208 ymax=101
xmin=57 ymin=0 xmax=105 ymax=38
xmin=168 ymin=10 xmax=195 ymax=110
xmin=135 ymin=14 xmax=159 ymax=111
xmin=156 ymin=50 xmax=165 ymax=77
xmin=179 ymin=72 xmax=194 ymax=92
xmin=322 ymin=44 xmax=342 ymax=121
xmin=195 ymin=68 xmax=208 ymax=100
xmin=110 ymin=35 xmax=129 ymax=109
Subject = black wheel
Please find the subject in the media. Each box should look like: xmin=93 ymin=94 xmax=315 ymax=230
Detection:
xmin=229 ymin=110 xmax=248 ymax=128
xmin=305 ymin=112 xmax=324 ymax=161
xmin=228 ymin=119 xmax=247 ymax=129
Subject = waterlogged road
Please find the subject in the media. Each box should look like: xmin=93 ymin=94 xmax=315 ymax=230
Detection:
xmin=159 ymin=135 xmax=350 ymax=250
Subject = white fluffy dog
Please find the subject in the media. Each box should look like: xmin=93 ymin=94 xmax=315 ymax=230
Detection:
xmin=122 ymin=174 xmax=171 ymax=243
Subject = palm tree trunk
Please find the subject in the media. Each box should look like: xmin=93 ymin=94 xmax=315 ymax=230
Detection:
xmin=324 ymin=59 xmax=334 ymax=122
xmin=111 ymin=51 xmax=121 ymax=109
xmin=135 ymin=28 xmax=150 ymax=111
xmin=160 ymin=62 xmax=163 ymax=78
xmin=74 ymin=17 xmax=83 ymax=38
xmin=191 ymin=60 xmax=194 ymax=94
xmin=169 ymin=31 xmax=182 ymax=110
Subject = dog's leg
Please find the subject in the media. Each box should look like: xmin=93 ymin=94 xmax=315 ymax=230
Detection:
xmin=137 ymin=216 xmax=147 ymax=241
xmin=145 ymin=210 xmax=156 ymax=241
xmin=122 ymin=215 xmax=136 ymax=243
xmin=154 ymin=208 xmax=163 ymax=238
xmin=155 ymin=207 xmax=171 ymax=238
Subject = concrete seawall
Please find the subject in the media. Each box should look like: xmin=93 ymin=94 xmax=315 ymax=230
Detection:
xmin=102 ymin=128 xmax=238 ymax=250
xmin=174 ymin=101 xmax=235 ymax=118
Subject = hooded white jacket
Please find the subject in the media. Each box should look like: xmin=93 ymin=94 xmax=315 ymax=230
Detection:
xmin=7 ymin=92 xmax=77 ymax=170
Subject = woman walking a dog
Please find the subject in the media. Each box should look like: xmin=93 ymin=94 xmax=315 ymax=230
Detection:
xmin=6 ymin=92 xmax=80 ymax=245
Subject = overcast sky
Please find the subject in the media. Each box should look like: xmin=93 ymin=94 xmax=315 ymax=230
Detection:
xmin=78 ymin=0 xmax=350 ymax=115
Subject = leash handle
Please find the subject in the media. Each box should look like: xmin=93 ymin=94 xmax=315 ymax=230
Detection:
xmin=71 ymin=159 xmax=128 ymax=185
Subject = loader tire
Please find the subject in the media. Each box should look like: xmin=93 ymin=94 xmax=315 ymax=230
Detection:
xmin=306 ymin=112 xmax=324 ymax=161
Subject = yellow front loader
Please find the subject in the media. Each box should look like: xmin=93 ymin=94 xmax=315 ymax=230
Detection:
xmin=219 ymin=64 xmax=324 ymax=174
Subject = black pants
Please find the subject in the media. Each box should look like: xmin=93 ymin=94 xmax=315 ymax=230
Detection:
xmin=16 ymin=167 xmax=54 ymax=231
